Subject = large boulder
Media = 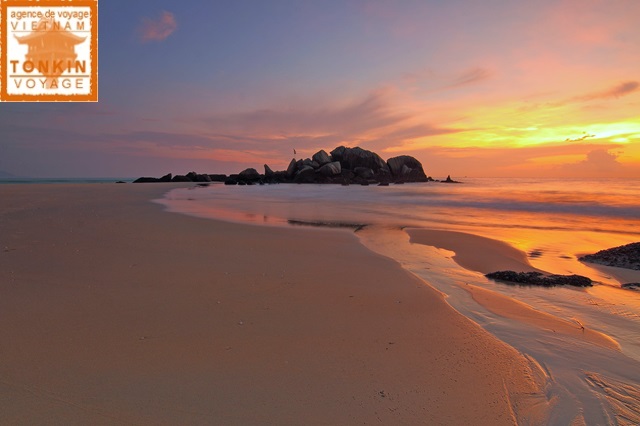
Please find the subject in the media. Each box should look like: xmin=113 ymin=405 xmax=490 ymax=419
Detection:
xmin=312 ymin=149 xmax=332 ymax=166
xmin=375 ymin=166 xmax=392 ymax=182
xmin=294 ymin=165 xmax=316 ymax=183
xmin=302 ymin=158 xmax=320 ymax=169
xmin=264 ymin=164 xmax=275 ymax=177
xmin=330 ymin=146 xmax=389 ymax=174
xmin=330 ymin=146 xmax=346 ymax=160
xmin=286 ymin=158 xmax=297 ymax=178
xmin=354 ymin=167 xmax=374 ymax=180
xmin=387 ymin=156 xmax=428 ymax=182
xmin=239 ymin=168 xmax=261 ymax=182
xmin=317 ymin=161 xmax=341 ymax=177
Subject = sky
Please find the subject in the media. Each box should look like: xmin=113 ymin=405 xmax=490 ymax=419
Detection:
xmin=1 ymin=0 xmax=640 ymax=178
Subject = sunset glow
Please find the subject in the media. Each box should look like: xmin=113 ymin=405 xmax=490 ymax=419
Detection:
xmin=1 ymin=0 xmax=639 ymax=178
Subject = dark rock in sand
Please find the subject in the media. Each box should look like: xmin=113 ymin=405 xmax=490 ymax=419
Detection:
xmin=621 ymin=283 xmax=640 ymax=290
xmin=312 ymin=149 xmax=332 ymax=166
xmin=547 ymin=274 xmax=593 ymax=287
xmin=485 ymin=271 xmax=593 ymax=287
xmin=579 ymin=242 xmax=640 ymax=271
xmin=116 ymin=181 xmax=126 ymax=184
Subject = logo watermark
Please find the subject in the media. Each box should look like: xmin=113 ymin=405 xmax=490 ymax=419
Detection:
xmin=1 ymin=0 xmax=98 ymax=102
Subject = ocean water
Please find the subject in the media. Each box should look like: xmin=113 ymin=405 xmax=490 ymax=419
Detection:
xmin=158 ymin=178 xmax=640 ymax=424
xmin=0 ymin=178 xmax=133 ymax=184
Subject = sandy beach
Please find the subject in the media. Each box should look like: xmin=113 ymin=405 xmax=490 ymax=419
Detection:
xmin=0 ymin=183 xmax=550 ymax=425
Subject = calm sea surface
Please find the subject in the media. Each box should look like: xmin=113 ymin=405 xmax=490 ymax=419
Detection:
xmin=159 ymin=177 xmax=640 ymax=424
xmin=0 ymin=178 xmax=133 ymax=184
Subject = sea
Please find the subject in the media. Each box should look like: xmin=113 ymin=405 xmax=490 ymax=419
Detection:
xmin=0 ymin=178 xmax=133 ymax=184
xmin=158 ymin=177 xmax=640 ymax=424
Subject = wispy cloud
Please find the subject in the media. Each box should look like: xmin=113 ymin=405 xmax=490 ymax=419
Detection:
xmin=571 ymin=81 xmax=639 ymax=103
xmin=447 ymin=68 xmax=492 ymax=88
xmin=199 ymin=91 xmax=459 ymax=155
xmin=138 ymin=11 xmax=177 ymax=43
xmin=564 ymin=132 xmax=595 ymax=142
xmin=205 ymin=92 xmax=401 ymax=134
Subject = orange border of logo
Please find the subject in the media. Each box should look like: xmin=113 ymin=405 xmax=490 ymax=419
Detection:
xmin=0 ymin=0 xmax=98 ymax=102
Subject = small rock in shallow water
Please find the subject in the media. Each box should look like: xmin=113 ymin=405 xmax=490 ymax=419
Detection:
xmin=579 ymin=242 xmax=640 ymax=271
xmin=485 ymin=271 xmax=593 ymax=287
xmin=621 ymin=283 xmax=640 ymax=290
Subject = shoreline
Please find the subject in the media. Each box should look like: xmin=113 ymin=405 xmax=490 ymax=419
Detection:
xmin=0 ymin=183 xmax=548 ymax=425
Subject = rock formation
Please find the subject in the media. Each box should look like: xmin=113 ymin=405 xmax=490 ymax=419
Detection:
xmin=133 ymin=145 xmax=452 ymax=185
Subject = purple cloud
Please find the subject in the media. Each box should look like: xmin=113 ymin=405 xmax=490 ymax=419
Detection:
xmin=138 ymin=11 xmax=177 ymax=43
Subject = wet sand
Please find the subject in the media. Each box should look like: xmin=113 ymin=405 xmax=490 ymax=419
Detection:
xmin=407 ymin=228 xmax=543 ymax=275
xmin=382 ymin=226 xmax=640 ymax=424
xmin=0 ymin=184 xmax=548 ymax=425
xmin=407 ymin=228 xmax=622 ymax=348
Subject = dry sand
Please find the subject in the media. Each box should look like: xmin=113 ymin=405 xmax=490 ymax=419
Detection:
xmin=0 ymin=184 xmax=548 ymax=425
